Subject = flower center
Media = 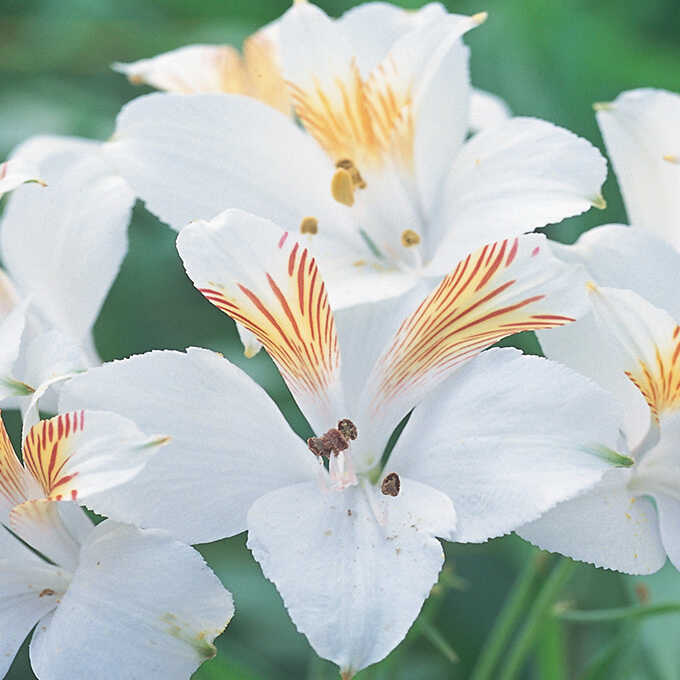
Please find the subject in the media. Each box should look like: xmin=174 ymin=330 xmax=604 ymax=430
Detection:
xmin=307 ymin=418 xmax=359 ymax=490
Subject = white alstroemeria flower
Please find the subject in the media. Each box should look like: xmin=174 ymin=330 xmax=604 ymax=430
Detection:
xmin=60 ymin=211 xmax=627 ymax=676
xmin=520 ymin=225 xmax=680 ymax=573
xmin=595 ymin=88 xmax=680 ymax=249
xmin=0 ymin=410 xmax=230 ymax=679
xmin=0 ymin=158 xmax=45 ymax=198
xmin=0 ymin=137 xmax=134 ymax=409
xmin=103 ymin=3 xmax=605 ymax=318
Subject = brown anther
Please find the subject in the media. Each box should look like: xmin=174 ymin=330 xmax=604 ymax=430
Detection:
xmin=307 ymin=436 xmax=332 ymax=458
xmin=337 ymin=418 xmax=358 ymax=441
xmin=300 ymin=216 xmax=318 ymax=234
xmin=39 ymin=588 xmax=56 ymax=598
xmin=324 ymin=428 xmax=349 ymax=454
xmin=401 ymin=229 xmax=421 ymax=247
xmin=331 ymin=169 xmax=355 ymax=206
xmin=335 ymin=158 xmax=366 ymax=189
xmin=381 ymin=472 xmax=401 ymax=497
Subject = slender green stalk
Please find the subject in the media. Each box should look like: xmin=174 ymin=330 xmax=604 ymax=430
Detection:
xmin=536 ymin=615 xmax=568 ymax=680
xmin=420 ymin=620 xmax=459 ymax=663
xmin=498 ymin=558 xmax=576 ymax=680
xmin=558 ymin=601 xmax=680 ymax=623
xmin=469 ymin=551 xmax=549 ymax=680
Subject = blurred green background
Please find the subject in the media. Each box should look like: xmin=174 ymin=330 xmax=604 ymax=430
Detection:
xmin=1 ymin=0 xmax=680 ymax=678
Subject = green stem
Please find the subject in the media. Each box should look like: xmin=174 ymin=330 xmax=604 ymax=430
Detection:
xmin=469 ymin=551 xmax=549 ymax=680
xmin=558 ymin=602 xmax=680 ymax=623
xmin=498 ymin=558 xmax=575 ymax=680
xmin=420 ymin=620 xmax=459 ymax=663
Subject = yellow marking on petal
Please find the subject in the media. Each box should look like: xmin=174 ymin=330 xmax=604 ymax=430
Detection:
xmin=197 ymin=234 xmax=340 ymax=406
xmin=370 ymin=238 xmax=576 ymax=413
xmin=401 ymin=229 xmax=421 ymax=247
xmin=353 ymin=259 xmax=366 ymax=267
xmin=0 ymin=411 xmax=28 ymax=509
xmin=593 ymin=101 xmax=613 ymax=111
xmin=288 ymin=57 xmax=414 ymax=169
xmin=471 ymin=11 xmax=488 ymax=24
xmin=592 ymin=194 xmax=607 ymax=210
xmin=663 ymin=154 xmax=679 ymax=165
xmin=300 ymin=216 xmax=319 ymax=234
xmin=23 ymin=411 xmax=86 ymax=501
xmin=331 ymin=168 xmax=355 ymax=206
xmin=586 ymin=280 xmax=598 ymax=293
xmin=242 ymin=31 xmax=290 ymax=115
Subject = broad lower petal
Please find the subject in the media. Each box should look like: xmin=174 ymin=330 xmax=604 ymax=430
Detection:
xmin=596 ymin=88 xmax=680 ymax=248
xmin=106 ymin=92 xmax=350 ymax=232
xmin=29 ymin=521 xmax=234 ymax=680
xmin=358 ymin=234 xmax=589 ymax=452
xmin=519 ymin=469 xmax=666 ymax=575
xmin=59 ymin=347 xmax=317 ymax=543
xmin=177 ymin=210 xmax=345 ymax=434
xmin=1 ymin=143 xmax=134 ymax=344
xmin=388 ymin=348 xmax=626 ymax=541
xmin=247 ymin=479 xmax=455 ymax=675
xmin=429 ymin=117 xmax=606 ymax=273
xmin=0 ymin=557 xmax=68 ymax=678
xmin=654 ymin=493 xmax=680 ymax=571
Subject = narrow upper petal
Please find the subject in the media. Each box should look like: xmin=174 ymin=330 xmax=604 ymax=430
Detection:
xmin=0 ymin=158 xmax=45 ymax=198
xmin=519 ymin=469 xmax=666 ymax=575
xmin=29 ymin=521 xmax=234 ymax=680
xmin=357 ymin=234 xmax=588 ymax=453
xmin=177 ymin=209 xmax=344 ymax=434
xmin=2 ymin=142 xmax=134 ymax=344
xmin=20 ymin=410 xmax=168 ymax=503
xmin=59 ymin=348 xmax=318 ymax=544
xmin=106 ymin=92 xmax=348 ymax=232
xmin=0 ymin=556 xmax=69 ymax=678
xmin=587 ymin=284 xmax=680 ymax=424
xmin=596 ymin=88 xmax=680 ymax=248
xmin=388 ymin=348 xmax=626 ymax=542
xmin=428 ymin=117 xmax=607 ymax=273
xmin=247 ymin=479 xmax=455 ymax=675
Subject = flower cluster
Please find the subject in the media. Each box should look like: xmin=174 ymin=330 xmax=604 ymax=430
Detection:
xmin=1 ymin=1 xmax=679 ymax=678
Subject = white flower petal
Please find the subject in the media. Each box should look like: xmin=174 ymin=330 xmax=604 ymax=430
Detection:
xmin=29 ymin=521 xmax=234 ymax=680
xmin=0 ymin=159 xmax=45 ymax=198
xmin=177 ymin=210 xmax=344 ymax=434
xmin=0 ymin=301 xmax=31 ymax=401
xmin=247 ymin=479 xmax=455 ymax=674
xmin=1 ymin=144 xmax=134 ymax=344
xmin=59 ymin=348 xmax=317 ymax=544
xmin=468 ymin=88 xmax=511 ymax=133
xmin=356 ymin=235 xmax=589 ymax=458
xmin=337 ymin=2 xmax=447 ymax=74
xmin=106 ymin=92 xmax=350 ymax=232
xmin=429 ymin=118 xmax=607 ymax=273
xmin=596 ymin=88 xmax=680 ymax=248
xmin=519 ymin=469 xmax=666 ymax=575
xmin=654 ymin=493 xmax=680 ymax=571
xmin=0 ymin=558 xmax=68 ymax=678
xmin=388 ymin=348 xmax=626 ymax=542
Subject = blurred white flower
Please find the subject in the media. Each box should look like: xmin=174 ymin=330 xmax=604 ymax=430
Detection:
xmin=596 ymin=88 xmax=680 ymax=249
xmin=61 ymin=212 xmax=628 ymax=676
xmin=103 ymin=2 xmax=605 ymax=331
xmin=521 ymin=226 xmax=680 ymax=574
xmin=0 ymin=410 xmax=226 ymax=680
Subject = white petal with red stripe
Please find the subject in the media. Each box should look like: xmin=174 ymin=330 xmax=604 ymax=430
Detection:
xmin=178 ymin=209 xmax=344 ymax=434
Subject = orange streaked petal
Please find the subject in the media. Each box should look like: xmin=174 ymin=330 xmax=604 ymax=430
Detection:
xmin=243 ymin=28 xmax=290 ymax=115
xmin=178 ymin=210 xmax=344 ymax=433
xmin=0 ymin=412 xmax=28 ymax=515
xmin=360 ymin=235 xmax=586 ymax=434
xmin=589 ymin=285 xmax=680 ymax=423
xmin=22 ymin=411 xmax=85 ymax=501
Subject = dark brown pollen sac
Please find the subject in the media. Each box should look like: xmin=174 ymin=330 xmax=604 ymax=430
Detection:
xmin=381 ymin=472 xmax=401 ymax=497
xmin=324 ymin=428 xmax=348 ymax=453
xmin=307 ymin=436 xmax=332 ymax=458
xmin=337 ymin=418 xmax=358 ymax=441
